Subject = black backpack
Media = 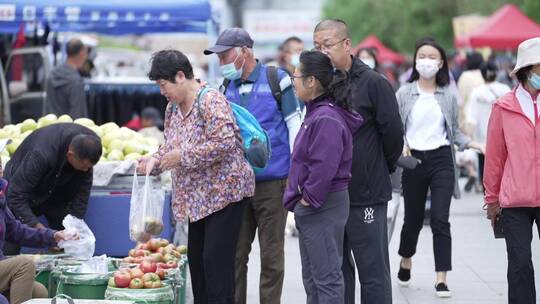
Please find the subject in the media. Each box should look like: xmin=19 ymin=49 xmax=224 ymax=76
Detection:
xmin=220 ymin=66 xmax=283 ymax=109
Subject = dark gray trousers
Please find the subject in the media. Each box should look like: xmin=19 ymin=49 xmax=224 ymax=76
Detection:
xmin=343 ymin=203 xmax=392 ymax=304
xmin=294 ymin=190 xmax=350 ymax=304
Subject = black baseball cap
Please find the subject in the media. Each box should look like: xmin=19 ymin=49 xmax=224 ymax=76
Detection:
xmin=204 ymin=28 xmax=254 ymax=55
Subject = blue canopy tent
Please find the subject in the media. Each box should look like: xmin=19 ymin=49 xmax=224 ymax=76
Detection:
xmin=0 ymin=0 xmax=219 ymax=125
xmin=0 ymin=0 xmax=214 ymax=34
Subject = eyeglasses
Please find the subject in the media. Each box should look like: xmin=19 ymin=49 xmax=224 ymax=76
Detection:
xmin=313 ymin=38 xmax=347 ymax=52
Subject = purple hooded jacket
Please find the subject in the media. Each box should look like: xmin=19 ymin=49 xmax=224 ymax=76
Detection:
xmin=0 ymin=179 xmax=57 ymax=260
xmin=283 ymin=95 xmax=363 ymax=211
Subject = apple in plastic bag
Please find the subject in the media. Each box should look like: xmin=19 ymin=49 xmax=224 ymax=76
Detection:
xmin=144 ymin=217 xmax=164 ymax=235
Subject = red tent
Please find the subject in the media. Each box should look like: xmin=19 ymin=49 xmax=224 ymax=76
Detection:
xmin=455 ymin=4 xmax=540 ymax=50
xmin=352 ymin=35 xmax=406 ymax=65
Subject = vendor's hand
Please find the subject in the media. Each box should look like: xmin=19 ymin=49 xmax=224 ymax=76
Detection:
xmin=486 ymin=202 xmax=501 ymax=227
xmin=54 ymin=230 xmax=80 ymax=243
xmin=137 ymin=156 xmax=158 ymax=175
xmin=160 ymin=149 xmax=181 ymax=171
xmin=403 ymin=146 xmax=411 ymax=157
xmin=35 ymin=223 xmax=46 ymax=230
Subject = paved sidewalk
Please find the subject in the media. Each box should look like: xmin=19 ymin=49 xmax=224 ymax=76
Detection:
xmin=244 ymin=183 xmax=540 ymax=303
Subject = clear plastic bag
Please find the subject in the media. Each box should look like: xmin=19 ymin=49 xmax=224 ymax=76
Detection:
xmin=57 ymin=215 xmax=96 ymax=259
xmin=129 ymin=171 xmax=165 ymax=242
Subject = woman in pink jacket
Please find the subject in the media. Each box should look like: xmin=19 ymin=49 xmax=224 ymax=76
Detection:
xmin=484 ymin=37 xmax=540 ymax=304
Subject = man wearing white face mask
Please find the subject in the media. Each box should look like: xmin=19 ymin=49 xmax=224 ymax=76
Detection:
xmin=279 ymin=36 xmax=304 ymax=75
xmin=204 ymin=28 xmax=303 ymax=304
xmin=395 ymin=38 xmax=484 ymax=298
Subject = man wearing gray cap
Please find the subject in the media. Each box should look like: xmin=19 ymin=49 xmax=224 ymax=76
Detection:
xmin=205 ymin=27 xmax=303 ymax=304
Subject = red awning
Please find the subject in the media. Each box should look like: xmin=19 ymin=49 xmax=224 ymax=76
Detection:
xmin=352 ymin=35 xmax=406 ymax=65
xmin=455 ymin=4 xmax=540 ymax=50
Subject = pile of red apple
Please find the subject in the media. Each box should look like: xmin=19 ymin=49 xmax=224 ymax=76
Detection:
xmin=122 ymin=238 xmax=187 ymax=268
xmin=110 ymin=263 xmax=164 ymax=289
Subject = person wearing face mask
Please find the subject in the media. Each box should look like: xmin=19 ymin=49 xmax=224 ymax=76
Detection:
xmin=356 ymin=48 xmax=378 ymax=71
xmin=284 ymin=50 xmax=363 ymax=303
xmin=395 ymin=38 xmax=484 ymax=297
xmin=313 ymin=19 xmax=404 ymax=304
xmin=204 ymin=28 xmax=303 ymax=304
xmin=483 ymin=37 xmax=540 ymax=304
xmin=279 ymin=36 xmax=305 ymax=75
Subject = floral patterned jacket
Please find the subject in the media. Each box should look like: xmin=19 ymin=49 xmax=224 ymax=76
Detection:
xmin=153 ymin=87 xmax=255 ymax=222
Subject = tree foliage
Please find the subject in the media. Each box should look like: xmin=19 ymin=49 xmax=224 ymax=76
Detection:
xmin=323 ymin=0 xmax=540 ymax=55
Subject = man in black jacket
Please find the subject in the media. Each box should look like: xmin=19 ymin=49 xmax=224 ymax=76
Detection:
xmin=314 ymin=20 xmax=404 ymax=304
xmin=3 ymin=123 xmax=102 ymax=254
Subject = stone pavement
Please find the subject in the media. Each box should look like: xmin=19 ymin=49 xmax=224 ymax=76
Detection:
xmin=244 ymin=181 xmax=540 ymax=303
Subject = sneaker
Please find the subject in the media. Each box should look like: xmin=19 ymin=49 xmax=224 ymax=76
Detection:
xmin=397 ymin=265 xmax=411 ymax=287
xmin=435 ymin=282 xmax=451 ymax=298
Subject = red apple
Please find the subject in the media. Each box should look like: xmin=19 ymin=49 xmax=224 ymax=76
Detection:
xmin=139 ymin=260 xmax=158 ymax=273
xmin=141 ymin=243 xmax=150 ymax=251
xmin=177 ymin=245 xmax=187 ymax=254
xmin=114 ymin=271 xmax=132 ymax=288
xmin=162 ymin=253 xmax=175 ymax=263
xmin=129 ymin=278 xmax=144 ymax=289
xmin=122 ymin=257 xmax=134 ymax=263
xmin=155 ymin=268 xmax=165 ymax=280
xmin=135 ymin=249 xmax=150 ymax=257
xmin=156 ymin=247 xmax=165 ymax=254
xmin=148 ymin=239 xmax=161 ymax=252
xmin=130 ymin=268 xmax=144 ymax=279
xmin=133 ymin=257 xmax=143 ymax=264
xmin=157 ymin=262 xmax=168 ymax=269
xmin=142 ymin=273 xmax=162 ymax=289
xmin=108 ymin=277 xmax=116 ymax=287
xmin=166 ymin=261 xmax=178 ymax=269
xmin=149 ymin=253 xmax=163 ymax=263
xmin=158 ymin=239 xmax=169 ymax=247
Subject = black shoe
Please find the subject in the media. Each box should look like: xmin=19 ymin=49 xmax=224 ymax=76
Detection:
xmin=435 ymin=282 xmax=451 ymax=298
xmin=464 ymin=177 xmax=476 ymax=192
xmin=397 ymin=265 xmax=411 ymax=287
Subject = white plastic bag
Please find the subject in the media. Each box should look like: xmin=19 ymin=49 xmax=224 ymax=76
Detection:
xmin=129 ymin=171 xmax=165 ymax=242
xmin=58 ymin=215 xmax=96 ymax=259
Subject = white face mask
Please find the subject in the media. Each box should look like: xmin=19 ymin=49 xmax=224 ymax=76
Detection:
xmin=362 ymin=58 xmax=376 ymax=69
xmin=290 ymin=54 xmax=300 ymax=67
xmin=416 ymin=58 xmax=440 ymax=79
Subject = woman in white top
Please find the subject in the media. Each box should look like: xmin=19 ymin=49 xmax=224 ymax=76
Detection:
xmin=395 ymin=38 xmax=483 ymax=298
xmin=466 ymin=62 xmax=510 ymax=188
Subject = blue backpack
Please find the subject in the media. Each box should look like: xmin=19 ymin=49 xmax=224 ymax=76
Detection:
xmin=197 ymin=87 xmax=271 ymax=174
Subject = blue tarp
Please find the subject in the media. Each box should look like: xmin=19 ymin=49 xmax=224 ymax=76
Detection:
xmin=0 ymin=0 xmax=212 ymax=34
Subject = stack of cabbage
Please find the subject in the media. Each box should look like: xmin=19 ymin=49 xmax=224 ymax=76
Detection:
xmin=0 ymin=114 xmax=159 ymax=166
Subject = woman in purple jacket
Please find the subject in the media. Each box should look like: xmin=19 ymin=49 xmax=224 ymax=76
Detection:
xmin=0 ymin=141 xmax=72 ymax=304
xmin=283 ymin=51 xmax=363 ymax=303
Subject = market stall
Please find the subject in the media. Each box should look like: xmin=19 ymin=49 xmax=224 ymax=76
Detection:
xmin=0 ymin=0 xmax=217 ymax=125
xmin=454 ymin=4 xmax=540 ymax=50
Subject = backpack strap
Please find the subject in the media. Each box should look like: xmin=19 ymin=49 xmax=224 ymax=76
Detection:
xmin=266 ymin=66 xmax=282 ymax=109
xmin=220 ymin=78 xmax=231 ymax=95
xmin=220 ymin=66 xmax=283 ymax=110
